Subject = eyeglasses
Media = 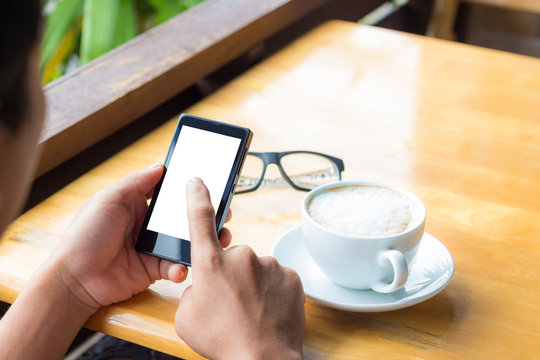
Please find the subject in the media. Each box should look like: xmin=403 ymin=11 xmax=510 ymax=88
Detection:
xmin=236 ymin=151 xmax=345 ymax=194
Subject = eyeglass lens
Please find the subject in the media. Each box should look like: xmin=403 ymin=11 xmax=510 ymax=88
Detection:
xmin=236 ymin=154 xmax=265 ymax=193
xmin=280 ymin=152 xmax=340 ymax=190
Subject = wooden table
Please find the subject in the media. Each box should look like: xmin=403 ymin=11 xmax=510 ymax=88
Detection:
xmin=2 ymin=20 xmax=539 ymax=359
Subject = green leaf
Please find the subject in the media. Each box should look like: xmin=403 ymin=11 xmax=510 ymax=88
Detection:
xmin=114 ymin=0 xmax=137 ymax=47
xmin=43 ymin=0 xmax=203 ymax=77
xmin=176 ymin=0 xmax=203 ymax=11
xmin=80 ymin=0 xmax=138 ymax=64
xmin=147 ymin=0 xmax=203 ymax=24
xmin=41 ymin=0 xmax=84 ymax=71
xmin=80 ymin=0 xmax=119 ymax=64
xmin=42 ymin=20 xmax=80 ymax=83
xmin=147 ymin=0 xmax=181 ymax=24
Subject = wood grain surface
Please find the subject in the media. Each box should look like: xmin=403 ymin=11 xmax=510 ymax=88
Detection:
xmin=2 ymin=20 xmax=540 ymax=359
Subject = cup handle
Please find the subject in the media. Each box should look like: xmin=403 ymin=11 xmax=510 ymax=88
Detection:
xmin=371 ymin=249 xmax=408 ymax=293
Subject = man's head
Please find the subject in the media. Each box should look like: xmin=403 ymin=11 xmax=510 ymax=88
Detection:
xmin=0 ymin=0 xmax=45 ymax=234
xmin=0 ymin=1 xmax=42 ymax=131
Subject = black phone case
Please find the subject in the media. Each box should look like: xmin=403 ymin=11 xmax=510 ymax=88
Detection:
xmin=135 ymin=113 xmax=252 ymax=266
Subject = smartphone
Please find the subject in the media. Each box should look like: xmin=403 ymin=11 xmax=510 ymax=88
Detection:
xmin=135 ymin=113 xmax=252 ymax=266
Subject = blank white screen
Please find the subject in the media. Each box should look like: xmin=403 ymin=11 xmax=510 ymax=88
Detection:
xmin=147 ymin=126 xmax=241 ymax=241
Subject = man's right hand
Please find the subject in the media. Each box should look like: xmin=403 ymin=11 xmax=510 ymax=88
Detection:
xmin=174 ymin=177 xmax=305 ymax=360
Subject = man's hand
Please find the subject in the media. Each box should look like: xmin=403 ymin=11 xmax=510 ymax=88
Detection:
xmin=175 ymin=178 xmax=305 ymax=360
xmin=50 ymin=164 xmax=188 ymax=311
xmin=1 ymin=165 xmax=235 ymax=359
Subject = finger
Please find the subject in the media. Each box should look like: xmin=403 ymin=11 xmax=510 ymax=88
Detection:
xmin=224 ymin=208 xmax=232 ymax=223
xmin=160 ymin=260 xmax=188 ymax=283
xmin=218 ymin=227 xmax=232 ymax=249
xmin=104 ymin=164 xmax=164 ymax=204
xmin=186 ymin=178 xmax=222 ymax=263
xmin=140 ymin=253 xmax=185 ymax=283
xmin=139 ymin=253 xmax=161 ymax=282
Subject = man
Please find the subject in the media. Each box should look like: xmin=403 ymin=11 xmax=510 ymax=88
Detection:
xmin=0 ymin=2 xmax=305 ymax=359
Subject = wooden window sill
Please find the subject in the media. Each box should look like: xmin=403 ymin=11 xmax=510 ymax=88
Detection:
xmin=38 ymin=0 xmax=329 ymax=177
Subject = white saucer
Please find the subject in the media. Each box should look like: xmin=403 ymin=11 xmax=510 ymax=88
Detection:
xmin=271 ymin=227 xmax=454 ymax=312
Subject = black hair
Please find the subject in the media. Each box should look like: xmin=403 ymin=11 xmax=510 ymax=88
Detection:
xmin=0 ymin=0 xmax=42 ymax=132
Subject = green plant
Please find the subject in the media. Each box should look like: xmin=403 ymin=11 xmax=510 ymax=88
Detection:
xmin=41 ymin=0 xmax=204 ymax=84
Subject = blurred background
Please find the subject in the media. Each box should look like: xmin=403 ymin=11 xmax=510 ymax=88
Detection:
xmin=41 ymin=0 xmax=203 ymax=84
xmin=41 ymin=0 xmax=540 ymax=85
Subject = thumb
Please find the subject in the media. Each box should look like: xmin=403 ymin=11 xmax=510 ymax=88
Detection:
xmin=107 ymin=163 xmax=164 ymax=202
xmin=186 ymin=178 xmax=222 ymax=265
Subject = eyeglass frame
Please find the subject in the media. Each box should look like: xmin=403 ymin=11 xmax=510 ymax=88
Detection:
xmin=235 ymin=151 xmax=345 ymax=194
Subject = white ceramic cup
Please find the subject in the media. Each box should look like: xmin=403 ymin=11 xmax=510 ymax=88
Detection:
xmin=301 ymin=181 xmax=426 ymax=293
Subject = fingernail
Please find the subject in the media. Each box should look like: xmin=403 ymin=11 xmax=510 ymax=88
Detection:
xmin=189 ymin=177 xmax=203 ymax=185
xmin=179 ymin=268 xmax=188 ymax=282
xmin=149 ymin=162 xmax=162 ymax=169
xmin=188 ymin=177 xmax=204 ymax=191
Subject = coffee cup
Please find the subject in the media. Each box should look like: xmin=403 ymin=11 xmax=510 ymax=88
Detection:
xmin=301 ymin=181 xmax=426 ymax=293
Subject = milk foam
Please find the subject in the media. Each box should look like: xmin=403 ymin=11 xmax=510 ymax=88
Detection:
xmin=307 ymin=185 xmax=414 ymax=237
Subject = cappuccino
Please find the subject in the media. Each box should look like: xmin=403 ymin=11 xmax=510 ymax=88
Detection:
xmin=307 ymin=185 xmax=415 ymax=237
